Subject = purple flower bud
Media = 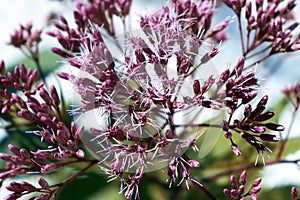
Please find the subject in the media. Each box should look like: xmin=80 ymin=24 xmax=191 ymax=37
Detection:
xmin=260 ymin=134 xmax=280 ymax=142
xmin=74 ymin=125 xmax=84 ymax=140
xmin=34 ymin=193 xmax=51 ymax=200
xmin=249 ymin=106 xmax=265 ymax=120
xmin=223 ymin=188 xmax=231 ymax=198
xmin=39 ymin=88 xmax=52 ymax=105
xmin=0 ymin=168 xmax=26 ymax=179
xmin=223 ymin=0 xmax=233 ymax=8
xmin=258 ymin=95 xmax=268 ymax=106
xmin=76 ymin=149 xmax=85 ymax=159
xmin=0 ymin=153 xmax=13 ymax=161
xmin=244 ymin=104 xmax=252 ymax=118
xmin=226 ymin=78 xmax=234 ymax=91
xmin=6 ymin=182 xmax=23 ymax=192
xmin=188 ymin=159 xmax=200 ymax=168
xmin=51 ymin=47 xmax=72 ymax=58
xmin=250 ymin=186 xmax=261 ymax=194
xmin=193 ymin=80 xmax=201 ymax=95
xmin=50 ymin=86 xmax=60 ymax=107
xmin=219 ymin=68 xmax=230 ymax=83
xmin=239 ymin=170 xmax=247 ymax=185
xmin=221 ymin=120 xmax=229 ymax=131
xmin=1 ymin=105 xmax=9 ymax=113
xmin=38 ymin=177 xmax=49 ymax=189
xmin=224 ymin=131 xmax=232 ymax=139
xmin=238 ymin=184 xmax=245 ymax=195
xmin=231 ymin=144 xmax=242 ymax=156
xmin=41 ymin=163 xmax=58 ymax=173
xmin=19 ymin=148 xmax=30 ymax=160
xmin=231 ymin=188 xmax=238 ymax=196
xmin=251 ymin=126 xmax=266 ymax=133
xmin=265 ymin=123 xmax=285 ymax=131
xmin=11 ymin=93 xmax=26 ymax=108
xmin=245 ymin=1 xmax=252 ymax=19
xmin=230 ymin=175 xmax=238 ymax=189
xmin=208 ymin=47 xmax=219 ymax=57
xmin=57 ymin=130 xmax=69 ymax=144
xmin=255 ymin=111 xmax=275 ymax=122
xmin=235 ymin=57 xmax=245 ymax=76
xmin=0 ymin=60 xmax=5 ymax=74
xmin=4 ymin=193 xmax=22 ymax=200
xmin=168 ymin=159 xmax=178 ymax=179
xmin=20 ymin=181 xmax=36 ymax=192
xmin=34 ymin=151 xmax=55 ymax=160
xmin=291 ymin=187 xmax=298 ymax=199
xmin=251 ymin=193 xmax=257 ymax=200
xmin=252 ymin=178 xmax=262 ymax=186
xmin=8 ymin=144 xmax=21 ymax=155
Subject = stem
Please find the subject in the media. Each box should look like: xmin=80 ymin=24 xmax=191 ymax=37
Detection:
xmin=52 ymin=160 xmax=98 ymax=198
xmin=245 ymin=44 xmax=272 ymax=60
xmin=174 ymin=123 xmax=221 ymax=129
xmin=245 ymin=53 xmax=271 ymax=69
xmin=237 ymin=16 xmax=246 ymax=55
xmin=32 ymin=52 xmax=48 ymax=89
xmin=277 ymin=108 xmax=298 ymax=159
xmin=191 ymin=180 xmax=218 ymax=200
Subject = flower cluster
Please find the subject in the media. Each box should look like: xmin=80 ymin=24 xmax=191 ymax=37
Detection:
xmin=224 ymin=170 xmax=262 ymax=200
xmin=0 ymin=60 xmax=91 ymax=199
xmin=224 ymin=0 xmax=299 ymax=58
xmin=1 ymin=0 xmax=300 ymax=199
xmin=9 ymin=22 xmax=41 ymax=49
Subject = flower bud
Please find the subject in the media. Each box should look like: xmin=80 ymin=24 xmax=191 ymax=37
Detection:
xmin=235 ymin=57 xmax=245 ymax=76
xmin=193 ymin=80 xmax=201 ymax=95
xmin=231 ymin=189 xmax=238 ymax=196
xmin=231 ymin=144 xmax=242 ymax=156
xmin=265 ymin=123 xmax=285 ymax=131
xmin=76 ymin=149 xmax=85 ymax=159
xmin=255 ymin=111 xmax=275 ymax=122
xmin=223 ymin=188 xmax=231 ymax=198
xmin=188 ymin=159 xmax=200 ymax=168
xmin=250 ymin=186 xmax=261 ymax=194
xmin=8 ymin=144 xmax=21 ymax=155
xmin=41 ymin=163 xmax=57 ymax=173
xmin=38 ymin=177 xmax=49 ymax=189
xmin=20 ymin=181 xmax=36 ymax=192
xmin=260 ymin=134 xmax=280 ymax=142
xmin=239 ymin=170 xmax=247 ymax=185
xmin=291 ymin=187 xmax=298 ymax=199
xmin=252 ymin=178 xmax=262 ymax=187
xmin=238 ymin=185 xmax=245 ymax=195
xmin=230 ymin=175 xmax=238 ymax=189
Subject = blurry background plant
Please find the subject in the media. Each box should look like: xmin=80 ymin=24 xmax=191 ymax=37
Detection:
xmin=1 ymin=0 xmax=300 ymax=200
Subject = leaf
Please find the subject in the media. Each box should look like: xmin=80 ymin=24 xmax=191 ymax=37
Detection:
xmin=56 ymin=171 xmax=123 ymax=200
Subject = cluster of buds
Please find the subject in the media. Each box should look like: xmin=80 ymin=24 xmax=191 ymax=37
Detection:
xmin=0 ymin=59 xmax=87 ymax=199
xmin=0 ymin=62 xmax=38 ymax=114
xmin=213 ymin=56 xmax=283 ymax=158
xmin=283 ymin=81 xmax=300 ymax=111
xmin=73 ymin=0 xmax=132 ymax=35
xmin=9 ymin=22 xmax=41 ymax=49
xmin=223 ymin=170 xmax=262 ymax=200
xmin=170 ymin=0 xmax=230 ymax=41
xmin=224 ymin=0 xmax=300 ymax=57
xmin=4 ymin=177 xmax=52 ymax=200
